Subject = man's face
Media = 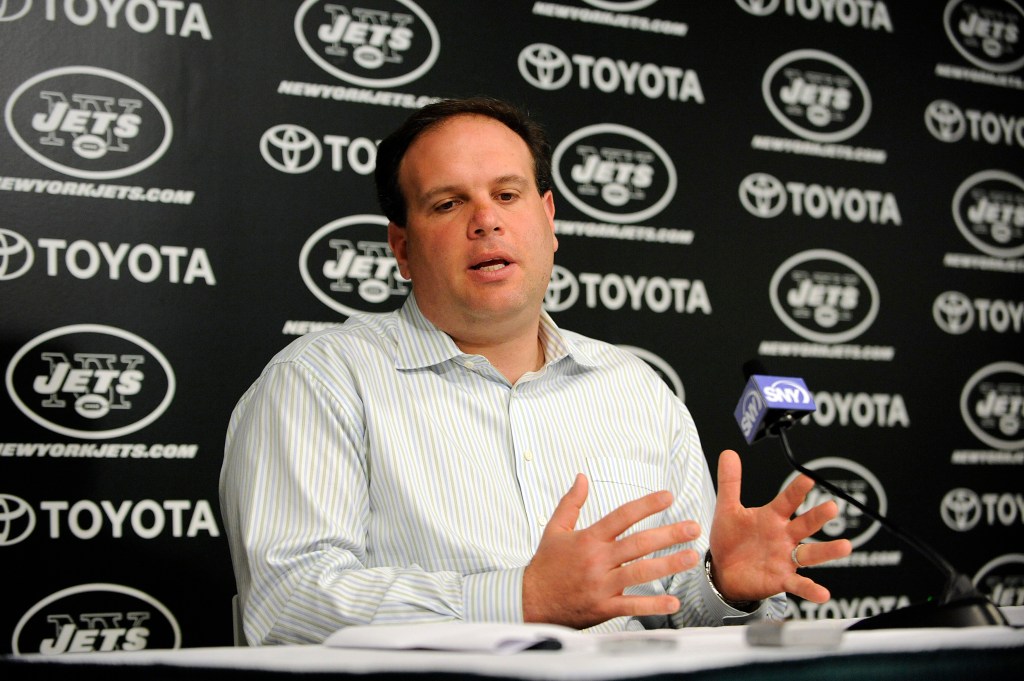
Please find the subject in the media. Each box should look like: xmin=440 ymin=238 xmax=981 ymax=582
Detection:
xmin=388 ymin=114 xmax=557 ymax=336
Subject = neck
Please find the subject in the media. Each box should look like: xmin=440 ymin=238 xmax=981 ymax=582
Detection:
xmin=452 ymin=322 xmax=545 ymax=384
xmin=412 ymin=294 xmax=548 ymax=384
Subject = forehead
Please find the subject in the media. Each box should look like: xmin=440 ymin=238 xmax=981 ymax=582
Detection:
xmin=400 ymin=114 xmax=533 ymax=178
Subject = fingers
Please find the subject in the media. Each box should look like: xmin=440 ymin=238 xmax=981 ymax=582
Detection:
xmin=527 ymin=475 xmax=699 ymax=627
xmin=792 ymin=539 xmax=852 ymax=569
xmin=715 ymin=450 xmax=742 ymax=512
xmin=787 ymin=498 xmax=839 ymax=539
xmin=610 ymin=521 xmax=701 ymax=566
xmin=785 ymin=546 xmax=840 ymax=604
xmin=783 ymin=573 xmax=832 ymax=604
xmin=771 ymin=472 xmax=816 ymax=517
xmin=587 ymin=488 xmax=674 ymax=540
xmin=609 ymin=549 xmax=700 ymax=594
xmin=604 ymin=594 xmax=681 ymax=619
xmin=547 ymin=473 xmax=588 ymax=533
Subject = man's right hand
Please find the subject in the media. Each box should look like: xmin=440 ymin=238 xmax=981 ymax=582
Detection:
xmin=522 ymin=473 xmax=702 ymax=628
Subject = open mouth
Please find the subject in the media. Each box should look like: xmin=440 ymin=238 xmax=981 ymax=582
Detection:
xmin=471 ymin=259 xmax=510 ymax=272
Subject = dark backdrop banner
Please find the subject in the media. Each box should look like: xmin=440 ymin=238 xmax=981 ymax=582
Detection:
xmin=1 ymin=0 xmax=1021 ymax=654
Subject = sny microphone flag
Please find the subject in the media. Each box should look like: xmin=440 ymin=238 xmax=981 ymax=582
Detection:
xmin=734 ymin=375 xmax=816 ymax=444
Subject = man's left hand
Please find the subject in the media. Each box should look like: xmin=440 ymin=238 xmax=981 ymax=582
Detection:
xmin=708 ymin=449 xmax=853 ymax=604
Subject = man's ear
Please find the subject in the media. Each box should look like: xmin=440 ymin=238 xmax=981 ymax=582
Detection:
xmin=388 ymin=222 xmax=411 ymax=279
xmin=543 ymin=190 xmax=558 ymax=253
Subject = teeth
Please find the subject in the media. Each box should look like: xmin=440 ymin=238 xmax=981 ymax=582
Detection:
xmin=473 ymin=259 xmax=508 ymax=272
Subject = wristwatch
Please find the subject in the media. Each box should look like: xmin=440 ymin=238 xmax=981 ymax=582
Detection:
xmin=704 ymin=551 xmax=758 ymax=612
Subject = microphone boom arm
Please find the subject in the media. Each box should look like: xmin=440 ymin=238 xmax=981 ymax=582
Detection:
xmin=772 ymin=422 xmax=975 ymax=604
xmin=736 ymin=361 xmax=1006 ymax=628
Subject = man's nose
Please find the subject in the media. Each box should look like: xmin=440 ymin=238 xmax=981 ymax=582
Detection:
xmin=468 ymin=204 xmax=504 ymax=238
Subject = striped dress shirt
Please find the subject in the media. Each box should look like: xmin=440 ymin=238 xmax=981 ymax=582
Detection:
xmin=220 ymin=294 xmax=783 ymax=645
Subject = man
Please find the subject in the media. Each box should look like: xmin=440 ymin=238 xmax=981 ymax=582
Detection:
xmin=220 ymin=96 xmax=851 ymax=645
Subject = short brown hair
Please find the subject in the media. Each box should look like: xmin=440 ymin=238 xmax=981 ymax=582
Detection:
xmin=374 ymin=96 xmax=553 ymax=226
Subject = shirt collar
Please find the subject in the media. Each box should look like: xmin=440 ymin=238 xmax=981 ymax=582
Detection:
xmin=394 ymin=293 xmax=463 ymax=370
xmin=538 ymin=308 xmax=599 ymax=369
xmin=394 ymin=293 xmax=599 ymax=371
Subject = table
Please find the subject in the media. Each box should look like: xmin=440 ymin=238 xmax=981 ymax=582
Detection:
xmin=3 ymin=615 xmax=1023 ymax=681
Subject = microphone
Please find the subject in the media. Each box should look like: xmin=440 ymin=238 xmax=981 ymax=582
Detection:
xmin=734 ymin=361 xmax=816 ymax=444
xmin=734 ymin=360 xmax=1006 ymax=630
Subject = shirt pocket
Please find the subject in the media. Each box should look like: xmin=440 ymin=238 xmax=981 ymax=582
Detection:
xmin=584 ymin=457 xmax=666 ymax=538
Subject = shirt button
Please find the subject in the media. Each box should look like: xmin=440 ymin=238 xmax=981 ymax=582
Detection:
xmin=537 ymin=518 xmax=547 ymax=527
xmin=523 ymin=450 xmax=534 ymax=462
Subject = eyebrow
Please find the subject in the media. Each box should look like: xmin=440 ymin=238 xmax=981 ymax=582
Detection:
xmin=416 ymin=174 xmax=532 ymax=206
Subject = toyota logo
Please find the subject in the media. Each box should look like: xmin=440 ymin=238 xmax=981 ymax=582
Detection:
xmin=0 ymin=494 xmax=36 ymax=547
xmin=739 ymin=173 xmax=787 ymax=218
xmin=518 ymin=43 xmax=573 ymax=90
xmin=941 ymin=488 xmax=982 ymax=531
xmin=0 ymin=228 xmax=34 ymax=281
xmin=260 ymin=124 xmax=322 ymax=174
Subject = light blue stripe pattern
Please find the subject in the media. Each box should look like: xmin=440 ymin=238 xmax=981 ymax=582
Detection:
xmin=220 ymin=295 xmax=783 ymax=645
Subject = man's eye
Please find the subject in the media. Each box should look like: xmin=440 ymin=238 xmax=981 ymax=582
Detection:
xmin=435 ymin=200 xmax=458 ymax=212
xmin=496 ymin=192 xmax=517 ymax=202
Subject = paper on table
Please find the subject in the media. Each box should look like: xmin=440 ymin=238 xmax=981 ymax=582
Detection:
xmin=323 ymin=621 xmax=585 ymax=654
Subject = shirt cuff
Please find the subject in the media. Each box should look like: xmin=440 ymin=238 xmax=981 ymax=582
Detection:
xmin=462 ymin=567 xmax=526 ymax=623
